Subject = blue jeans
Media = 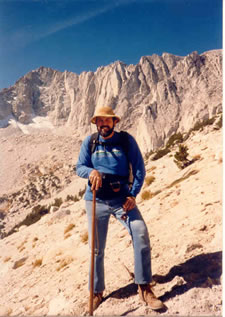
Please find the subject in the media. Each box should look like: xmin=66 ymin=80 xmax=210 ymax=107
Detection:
xmin=85 ymin=197 xmax=152 ymax=293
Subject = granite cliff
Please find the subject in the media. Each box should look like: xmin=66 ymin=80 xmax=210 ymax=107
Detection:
xmin=0 ymin=49 xmax=222 ymax=152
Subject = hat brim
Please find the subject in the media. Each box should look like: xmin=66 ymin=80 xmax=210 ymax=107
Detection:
xmin=91 ymin=115 xmax=121 ymax=124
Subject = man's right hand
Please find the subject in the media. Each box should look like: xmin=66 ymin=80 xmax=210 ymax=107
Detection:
xmin=89 ymin=170 xmax=102 ymax=191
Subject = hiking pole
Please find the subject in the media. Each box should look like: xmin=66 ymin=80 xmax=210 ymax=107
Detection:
xmin=89 ymin=189 xmax=96 ymax=316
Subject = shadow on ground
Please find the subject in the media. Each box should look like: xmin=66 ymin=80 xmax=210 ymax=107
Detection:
xmin=154 ymin=251 xmax=222 ymax=302
xmin=104 ymin=282 xmax=138 ymax=300
xmin=104 ymin=251 xmax=222 ymax=305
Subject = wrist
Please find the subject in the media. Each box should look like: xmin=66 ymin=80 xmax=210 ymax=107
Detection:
xmin=128 ymin=195 xmax=136 ymax=201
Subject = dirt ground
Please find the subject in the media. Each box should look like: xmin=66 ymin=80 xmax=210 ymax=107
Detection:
xmin=0 ymin=125 xmax=222 ymax=316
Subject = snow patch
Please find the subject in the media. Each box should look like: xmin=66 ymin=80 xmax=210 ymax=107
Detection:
xmin=1 ymin=116 xmax=55 ymax=134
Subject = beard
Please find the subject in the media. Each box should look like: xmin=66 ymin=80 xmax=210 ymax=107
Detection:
xmin=98 ymin=125 xmax=114 ymax=137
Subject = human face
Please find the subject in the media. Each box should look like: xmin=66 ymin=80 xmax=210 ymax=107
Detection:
xmin=96 ymin=116 xmax=116 ymax=139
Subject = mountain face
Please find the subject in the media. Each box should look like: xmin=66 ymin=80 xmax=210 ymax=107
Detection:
xmin=0 ymin=49 xmax=222 ymax=152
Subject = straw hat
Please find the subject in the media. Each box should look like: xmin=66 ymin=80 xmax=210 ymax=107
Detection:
xmin=91 ymin=106 xmax=121 ymax=124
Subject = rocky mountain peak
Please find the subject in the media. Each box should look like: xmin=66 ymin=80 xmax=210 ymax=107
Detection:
xmin=0 ymin=49 xmax=222 ymax=153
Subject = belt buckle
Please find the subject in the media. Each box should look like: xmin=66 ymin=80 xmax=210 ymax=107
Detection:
xmin=110 ymin=181 xmax=121 ymax=192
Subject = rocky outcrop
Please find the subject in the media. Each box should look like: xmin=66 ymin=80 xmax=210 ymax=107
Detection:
xmin=0 ymin=50 xmax=222 ymax=152
xmin=0 ymin=159 xmax=76 ymax=238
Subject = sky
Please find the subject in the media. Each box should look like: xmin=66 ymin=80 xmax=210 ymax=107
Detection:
xmin=0 ymin=0 xmax=222 ymax=90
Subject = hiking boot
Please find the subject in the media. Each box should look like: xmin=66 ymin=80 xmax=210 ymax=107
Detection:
xmin=138 ymin=284 xmax=164 ymax=310
xmin=92 ymin=292 xmax=103 ymax=311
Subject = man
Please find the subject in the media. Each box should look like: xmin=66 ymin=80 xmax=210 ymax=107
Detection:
xmin=76 ymin=106 xmax=164 ymax=311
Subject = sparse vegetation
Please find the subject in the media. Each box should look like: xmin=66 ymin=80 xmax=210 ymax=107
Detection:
xmin=166 ymin=132 xmax=184 ymax=148
xmin=64 ymin=223 xmax=75 ymax=234
xmin=64 ymin=233 xmax=72 ymax=239
xmin=18 ymin=246 xmax=26 ymax=252
xmin=216 ymin=115 xmax=222 ymax=129
xmin=174 ymin=144 xmax=194 ymax=169
xmin=65 ymin=187 xmax=86 ymax=202
xmin=192 ymin=117 xmax=216 ymax=131
xmin=3 ymin=256 xmax=11 ymax=263
xmin=32 ymin=258 xmax=43 ymax=268
xmin=145 ymin=175 xmax=155 ymax=186
xmin=3 ymin=307 xmax=12 ymax=316
xmin=149 ymin=166 xmax=156 ymax=172
xmin=52 ymin=197 xmax=63 ymax=208
xmin=17 ymin=240 xmax=27 ymax=252
xmin=78 ymin=186 xmax=87 ymax=198
xmin=66 ymin=194 xmax=79 ymax=202
xmin=144 ymin=150 xmax=154 ymax=161
xmin=174 ymin=144 xmax=189 ymax=161
xmin=151 ymin=148 xmax=170 ymax=161
xmin=141 ymin=189 xmax=161 ymax=200
xmin=141 ymin=190 xmax=153 ymax=200
xmin=184 ymin=116 xmax=219 ymax=140
xmin=80 ymin=231 xmax=89 ymax=244
xmin=56 ymin=256 xmax=74 ymax=271
xmin=164 ymin=115 xmax=222 ymax=155
xmin=165 ymin=115 xmax=222 ymax=149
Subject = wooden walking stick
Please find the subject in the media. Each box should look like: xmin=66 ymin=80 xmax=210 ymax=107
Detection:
xmin=89 ymin=189 xmax=96 ymax=316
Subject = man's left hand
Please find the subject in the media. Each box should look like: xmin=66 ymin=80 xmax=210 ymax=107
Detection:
xmin=123 ymin=196 xmax=136 ymax=212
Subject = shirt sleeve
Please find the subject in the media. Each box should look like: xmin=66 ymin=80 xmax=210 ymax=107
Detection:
xmin=76 ymin=135 xmax=94 ymax=179
xmin=127 ymin=134 xmax=146 ymax=197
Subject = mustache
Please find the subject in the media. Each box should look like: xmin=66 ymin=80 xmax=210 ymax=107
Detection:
xmin=100 ymin=125 xmax=110 ymax=129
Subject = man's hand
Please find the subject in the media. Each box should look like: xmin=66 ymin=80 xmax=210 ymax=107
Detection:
xmin=89 ymin=170 xmax=102 ymax=191
xmin=123 ymin=196 xmax=136 ymax=212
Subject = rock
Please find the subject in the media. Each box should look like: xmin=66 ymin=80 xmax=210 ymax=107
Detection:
xmin=173 ymin=276 xmax=185 ymax=286
xmin=199 ymin=225 xmax=207 ymax=231
xmin=50 ymin=206 xmax=58 ymax=213
xmin=18 ymin=225 xmax=27 ymax=231
xmin=12 ymin=257 xmax=28 ymax=269
xmin=48 ymin=294 xmax=68 ymax=315
xmin=186 ymin=243 xmax=203 ymax=253
xmin=0 ymin=50 xmax=222 ymax=154
xmin=51 ymin=209 xmax=71 ymax=221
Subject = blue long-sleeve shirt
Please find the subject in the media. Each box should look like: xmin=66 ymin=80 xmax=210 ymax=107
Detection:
xmin=76 ymin=131 xmax=146 ymax=200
